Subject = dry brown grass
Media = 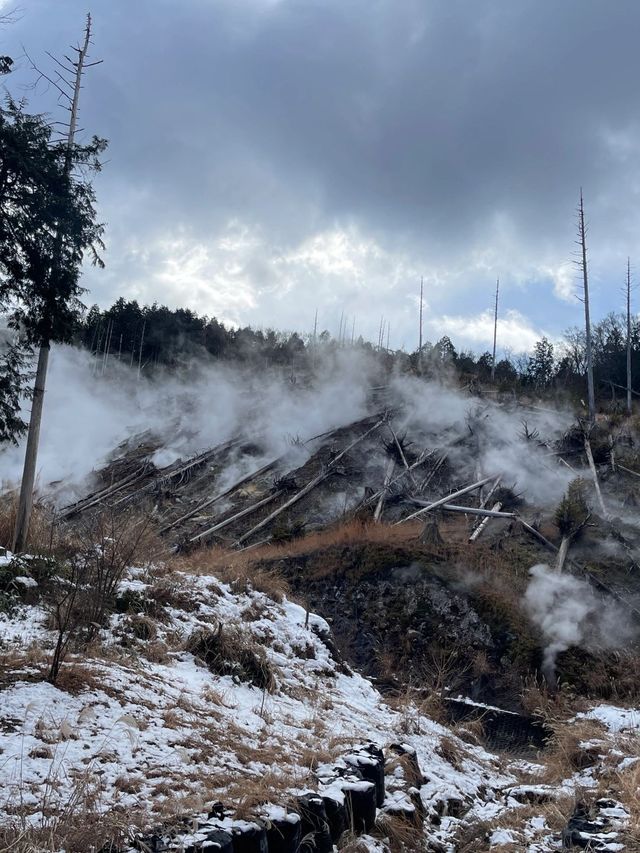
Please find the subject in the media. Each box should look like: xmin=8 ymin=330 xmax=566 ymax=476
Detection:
xmin=222 ymin=769 xmax=313 ymax=820
xmin=0 ymin=776 xmax=150 ymax=853
xmin=453 ymin=795 xmax=575 ymax=852
xmin=175 ymin=547 xmax=291 ymax=602
xmin=179 ymin=518 xmax=426 ymax=581
xmin=186 ymin=623 xmax=277 ymax=691
xmin=435 ymin=735 xmax=466 ymax=772
xmin=375 ymin=812 xmax=424 ymax=852
xmin=0 ymin=494 xmax=60 ymax=555
xmin=540 ymin=716 xmax=608 ymax=783
xmin=612 ymin=761 xmax=640 ymax=845
xmin=52 ymin=661 xmax=103 ymax=696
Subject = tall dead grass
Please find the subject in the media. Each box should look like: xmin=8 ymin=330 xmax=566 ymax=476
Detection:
xmin=0 ymin=494 xmax=61 ymax=555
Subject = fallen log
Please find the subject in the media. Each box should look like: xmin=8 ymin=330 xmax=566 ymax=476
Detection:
xmin=387 ymin=425 xmax=419 ymax=490
xmin=112 ymin=441 xmax=237 ymax=508
xmin=361 ymin=448 xmax=434 ymax=510
xmin=469 ymin=475 xmax=502 ymax=542
xmin=158 ymin=458 xmax=280 ymax=535
xmin=440 ymin=503 xmax=515 ymax=519
xmin=59 ymin=464 xmax=153 ymax=519
xmin=418 ymin=453 xmax=447 ymax=493
xmin=395 ymin=476 xmax=495 ymax=525
xmin=374 ymin=458 xmax=396 ymax=523
xmin=469 ymin=501 xmax=503 ymax=542
xmin=436 ymin=503 xmax=559 ymax=553
xmin=234 ymin=417 xmax=387 ymax=545
xmin=189 ymin=490 xmax=283 ymax=543
xmin=617 ymin=463 xmax=640 ymax=480
xmin=556 ymin=536 xmax=571 ymax=573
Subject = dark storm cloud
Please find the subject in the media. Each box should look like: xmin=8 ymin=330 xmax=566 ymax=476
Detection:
xmin=3 ymin=0 xmax=640 ymax=346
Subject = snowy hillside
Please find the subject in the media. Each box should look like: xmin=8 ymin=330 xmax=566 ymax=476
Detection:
xmin=1 ymin=551 xmax=638 ymax=851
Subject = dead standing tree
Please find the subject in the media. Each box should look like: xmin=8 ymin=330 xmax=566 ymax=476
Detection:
xmin=626 ymin=258 xmax=633 ymax=416
xmin=12 ymin=16 xmax=104 ymax=552
xmin=577 ymin=190 xmax=596 ymax=424
xmin=491 ymin=277 xmax=499 ymax=383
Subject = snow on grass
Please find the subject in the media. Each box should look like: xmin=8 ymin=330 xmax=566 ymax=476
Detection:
xmin=579 ymin=704 xmax=640 ymax=733
xmin=0 ymin=567 xmax=512 ymax=844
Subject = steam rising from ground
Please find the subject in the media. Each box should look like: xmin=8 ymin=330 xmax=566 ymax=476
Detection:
xmin=0 ymin=345 xmax=374 ymax=502
xmin=391 ymin=376 xmax=574 ymax=504
xmin=0 ymin=343 xmax=576 ymax=509
xmin=524 ymin=563 xmax=634 ymax=682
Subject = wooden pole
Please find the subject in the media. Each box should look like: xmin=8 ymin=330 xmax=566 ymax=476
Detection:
xmin=137 ymin=319 xmax=146 ymax=379
xmin=419 ymin=276 xmax=423 ymax=355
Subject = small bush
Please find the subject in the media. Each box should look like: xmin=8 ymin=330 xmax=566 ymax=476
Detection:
xmin=555 ymin=479 xmax=590 ymax=536
xmin=186 ymin=624 xmax=275 ymax=691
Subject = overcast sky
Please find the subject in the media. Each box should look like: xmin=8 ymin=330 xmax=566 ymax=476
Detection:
xmin=3 ymin=0 xmax=640 ymax=355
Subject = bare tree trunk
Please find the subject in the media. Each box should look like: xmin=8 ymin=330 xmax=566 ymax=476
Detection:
xmin=584 ymin=435 xmax=607 ymax=517
xmin=469 ymin=501 xmax=502 ymax=542
xmin=555 ymin=535 xmax=571 ymax=572
xmin=627 ymin=257 xmax=632 ymax=416
xmin=418 ymin=276 xmax=423 ymax=363
xmin=491 ymin=277 xmax=499 ymax=382
xmin=374 ymin=457 xmax=395 ymax=522
xmin=395 ymin=475 xmax=494 ymax=525
xmin=137 ymin=318 xmax=146 ymax=379
xmin=12 ymin=345 xmax=49 ymax=552
xmin=12 ymin=16 xmax=93 ymax=553
xmin=578 ymin=190 xmax=596 ymax=423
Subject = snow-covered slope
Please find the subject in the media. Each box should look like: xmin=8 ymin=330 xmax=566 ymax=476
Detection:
xmin=0 ymin=559 xmax=638 ymax=851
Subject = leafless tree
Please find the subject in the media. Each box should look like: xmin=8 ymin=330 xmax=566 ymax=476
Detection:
xmin=576 ymin=190 xmax=596 ymax=423
xmin=491 ymin=277 xmax=499 ymax=382
xmin=13 ymin=16 xmax=103 ymax=552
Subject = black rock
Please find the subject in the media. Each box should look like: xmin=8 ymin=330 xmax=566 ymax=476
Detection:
xmin=134 ymin=835 xmax=165 ymax=853
xmin=203 ymin=830 xmax=233 ymax=853
xmin=230 ymin=824 xmax=268 ymax=853
xmin=264 ymin=814 xmax=301 ymax=853
xmin=321 ymin=793 xmax=348 ymax=842
xmin=342 ymin=781 xmax=377 ymax=833
xmin=296 ymin=794 xmax=333 ymax=853
xmin=344 ymin=745 xmax=385 ymax=807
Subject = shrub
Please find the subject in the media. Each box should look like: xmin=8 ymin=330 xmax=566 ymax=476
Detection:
xmin=186 ymin=624 xmax=275 ymax=691
xmin=555 ymin=479 xmax=590 ymax=537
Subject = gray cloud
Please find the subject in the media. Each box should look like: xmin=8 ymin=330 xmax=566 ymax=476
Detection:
xmin=3 ymin=0 xmax=640 ymax=348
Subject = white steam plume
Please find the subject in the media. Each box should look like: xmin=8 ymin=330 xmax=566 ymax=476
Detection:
xmin=524 ymin=563 xmax=634 ymax=682
xmin=0 ymin=344 xmax=375 ymax=503
xmin=390 ymin=374 xmax=574 ymax=504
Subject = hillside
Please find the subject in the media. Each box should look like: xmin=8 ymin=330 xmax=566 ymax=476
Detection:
xmin=2 ymin=373 xmax=640 ymax=851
